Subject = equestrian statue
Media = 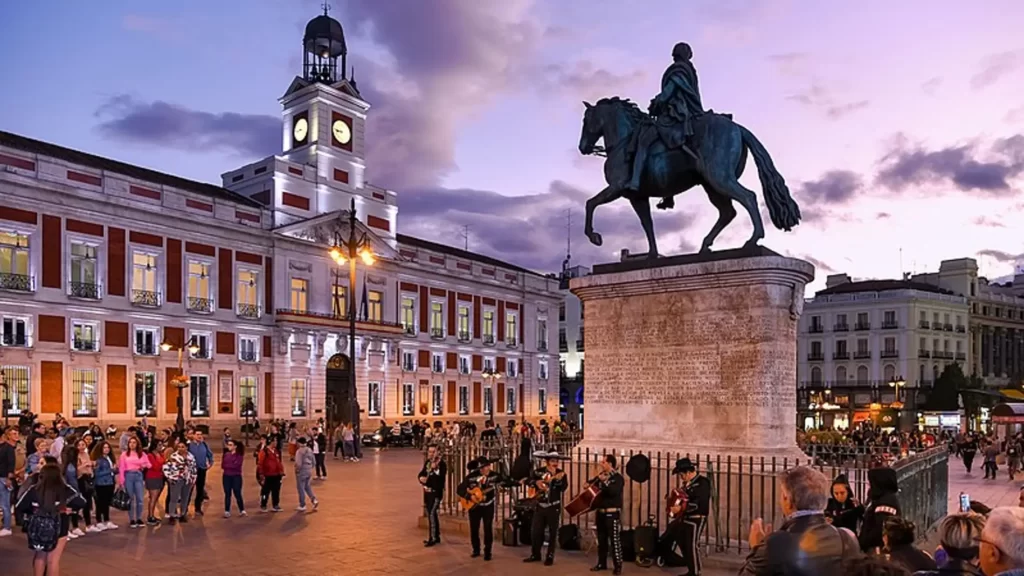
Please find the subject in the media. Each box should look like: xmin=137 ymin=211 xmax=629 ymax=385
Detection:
xmin=579 ymin=42 xmax=801 ymax=258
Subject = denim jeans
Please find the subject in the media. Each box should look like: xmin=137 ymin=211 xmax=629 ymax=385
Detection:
xmin=168 ymin=481 xmax=193 ymax=518
xmin=223 ymin=475 xmax=244 ymax=513
xmin=0 ymin=480 xmax=12 ymax=530
xmin=123 ymin=471 xmax=145 ymax=523
xmin=342 ymin=440 xmax=355 ymax=458
xmin=296 ymin=475 xmax=316 ymax=508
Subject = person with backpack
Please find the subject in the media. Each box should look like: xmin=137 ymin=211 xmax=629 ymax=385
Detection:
xmin=16 ymin=461 xmax=87 ymax=576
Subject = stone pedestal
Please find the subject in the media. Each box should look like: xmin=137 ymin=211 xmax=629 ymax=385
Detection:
xmin=569 ymin=247 xmax=814 ymax=460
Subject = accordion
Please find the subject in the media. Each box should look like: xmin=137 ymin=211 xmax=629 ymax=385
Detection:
xmin=666 ymin=487 xmax=689 ymax=521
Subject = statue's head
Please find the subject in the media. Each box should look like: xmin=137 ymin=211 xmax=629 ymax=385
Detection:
xmin=672 ymin=42 xmax=693 ymax=62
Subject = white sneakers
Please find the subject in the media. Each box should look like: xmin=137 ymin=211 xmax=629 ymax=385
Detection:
xmin=0 ymin=528 xmax=13 ymax=537
xmin=239 ymin=510 xmax=247 ymax=517
xmin=86 ymin=525 xmax=102 ymax=533
xmin=104 ymin=522 xmax=119 ymax=530
xmin=72 ymin=528 xmax=86 ymax=537
xmin=296 ymin=506 xmax=307 ymax=512
xmin=224 ymin=511 xmax=231 ymax=518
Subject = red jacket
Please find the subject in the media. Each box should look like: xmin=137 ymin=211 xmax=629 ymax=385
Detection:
xmin=256 ymin=448 xmax=284 ymax=477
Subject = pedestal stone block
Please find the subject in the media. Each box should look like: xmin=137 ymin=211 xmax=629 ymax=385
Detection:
xmin=570 ymin=247 xmax=814 ymax=459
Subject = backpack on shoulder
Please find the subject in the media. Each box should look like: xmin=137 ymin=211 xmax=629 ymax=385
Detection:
xmin=26 ymin=510 xmax=61 ymax=552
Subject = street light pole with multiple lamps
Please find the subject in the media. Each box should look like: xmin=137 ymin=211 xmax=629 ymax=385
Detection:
xmin=160 ymin=336 xmax=200 ymax=433
xmin=328 ymin=198 xmax=375 ymax=442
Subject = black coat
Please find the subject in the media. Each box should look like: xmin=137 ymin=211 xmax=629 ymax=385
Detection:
xmin=886 ymin=544 xmax=936 ymax=573
xmin=738 ymin=513 xmax=860 ymax=576
xmin=859 ymin=467 xmax=901 ymax=552
xmin=824 ymin=497 xmax=863 ymax=533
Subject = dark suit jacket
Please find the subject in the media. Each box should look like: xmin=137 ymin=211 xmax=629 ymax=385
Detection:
xmin=738 ymin=513 xmax=860 ymax=576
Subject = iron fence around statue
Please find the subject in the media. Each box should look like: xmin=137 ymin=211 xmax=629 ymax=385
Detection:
xmin=433 ymin=441 xmax=948 ymax=556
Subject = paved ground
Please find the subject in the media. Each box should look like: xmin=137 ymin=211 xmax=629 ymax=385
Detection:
xmin=945 ymin=452 xmax=1023 ymax=512
xmin=0 ymin=448 xmax=732 ymax=576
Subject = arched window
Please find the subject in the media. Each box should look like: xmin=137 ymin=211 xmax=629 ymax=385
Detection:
xmin=835 ymin=366 xmax=847 ymax=383
xmin=883 ymin=364 xmax=896 ymax=383
xmin=856 ymin=365 xmax=869 ymax=384
xmin=810 ymin=366 xmax=822 ymax=384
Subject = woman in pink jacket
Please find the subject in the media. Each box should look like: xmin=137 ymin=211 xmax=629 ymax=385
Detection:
xmin=117 ymin=436 xmax=150 ymax=528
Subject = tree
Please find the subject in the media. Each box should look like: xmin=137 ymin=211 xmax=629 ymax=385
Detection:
xmin=925 ymin=363 xmax=967 ymax=412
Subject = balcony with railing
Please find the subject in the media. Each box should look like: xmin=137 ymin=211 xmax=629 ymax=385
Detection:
xmin=955 ymin=352 xmax=966 ymax=361
xmin=854 ymin=350 xmax=872 ymax=359
xmin=506 ymin=336 xmax=517 ymax=348
xmin=131 ymin=289 xmax=161 ymax=308
xmin=559 ymin=337 xmax=568 ymax=353
xmin=1 ymin=333 xmax=29 ymax=347
xmin=192 ymin=347 xmax=212 ymax=360
xmin=236 ymin=303 xmax=261 ymax=319
xmin=955 ymin=325 xmax=966 ymax=333
xmin=402 ymin=323 xmax=417 ymax=336
xmin=881 ymin=320 xmax=899 ymax=329
xmin=881 ymin=348 xmax=900 ymax=358
xmin=72 ymin=337 xmax=97 ymax=352
xmin=0 ymin=272 xmax=35 ymax=293
xmin=943 ymin=323 xmax=953 ymax=332
xmin=855 ymin=322 xmax=871 ymax=331
xmin=919 ymin=350 xmax=931 ymax=358
xmin=483 ymin=334 xmax=495 ymax=345
xmin=274 ymin=309 xmax=405 ymax=336
xmin=537 ymin=340 xmax=548 ymax=352
xmin=187 ymin=297 xmax=214 ymax=314
xmin=576 ymin=338 xmax=584 ymax=351
xmin=934 ymin=351 xmax=954 ymax=360
xmin=69 ymin=281 xmax=101 ymax=300
xmin=239 ymin=350 xmax=257 ymax=362
xmin=931 ymin=322 xmax=943 ymax=330
xmin=833 ymin=351 xmax=850 ymax=360
xmin=808 ymin=324 xmax=824 ymax=333
xmin=833 ymin=323 xmax=849 ymax=332
xmin=808 ymin=352 xmax=825 ymax=361
xmin=458 ymin=330 xmax=471 ymax=343
xmin=430 ymin=327 xmax=445 ymax=340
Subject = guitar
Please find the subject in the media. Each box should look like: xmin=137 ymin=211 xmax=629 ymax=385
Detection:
xmin=526 ymin=470 xmax=567 ymax=499
xmin=459 ymin=474 xmax=497 ymax=511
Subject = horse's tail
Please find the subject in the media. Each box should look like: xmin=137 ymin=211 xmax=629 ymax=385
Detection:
xmin=739 ymin=125 xmax=801 ymax=231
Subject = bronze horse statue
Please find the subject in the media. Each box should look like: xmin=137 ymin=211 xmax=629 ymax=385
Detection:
xmin=578 ymin=97 xmax=800 ymax=257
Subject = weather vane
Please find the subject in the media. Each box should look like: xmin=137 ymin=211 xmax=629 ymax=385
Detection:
xmin=322 ymin=2 xmax=331 ymax=16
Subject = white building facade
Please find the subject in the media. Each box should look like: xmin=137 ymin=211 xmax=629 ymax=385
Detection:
xmin=797 ymin=274 xmax=969 ymax=430
xmin=0 ymin=10 xmax=561 ymax=429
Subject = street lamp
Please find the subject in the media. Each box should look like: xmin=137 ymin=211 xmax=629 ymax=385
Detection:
xmin=160 ymin=336 xmax=201 ymax=432
xmin=482 ymin=368 xmax=501 ymax=422
xmin=889 ymin=375 xmax=906 ymax=427
xmin=327 ymin=197 xmax=374 ymax=444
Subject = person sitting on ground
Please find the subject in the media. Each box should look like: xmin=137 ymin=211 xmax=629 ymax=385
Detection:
xmin=916 ymin=513 xmax=986 ymax=576
xmin=979 ymin=507 xmax=1024 ymax=576
xmin=739 ymin=466 xmax=859 ymax=576
xmin=882 ymin=517 xmax=934 ymax=573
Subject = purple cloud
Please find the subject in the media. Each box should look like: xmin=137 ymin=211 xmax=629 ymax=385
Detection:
xmin=971 ymin=51 xmax=1022 ymax=90
xmin=94 ymin=95 xmax=279 ymax=158
xmin=798 ymin=170 xmax=862 ymax=204
xmin=875 ymin=135 xmax=1024 ymax=194
xmin=977 ymin=249 xmax=1022 ymax=263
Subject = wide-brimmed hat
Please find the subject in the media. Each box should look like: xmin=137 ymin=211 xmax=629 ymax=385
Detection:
xmin=475 ymin=456 xmax=499 ymax=468
xmin=533 ymin=450 xmax=571 ymax=461
xmin=672 ymin=457 xmax=696 ymax=475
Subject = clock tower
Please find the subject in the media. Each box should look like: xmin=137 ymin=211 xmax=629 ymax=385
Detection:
xmin=222 ymin=6 xmax=396 ymax=241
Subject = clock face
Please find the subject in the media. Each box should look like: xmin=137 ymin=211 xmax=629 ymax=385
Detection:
xmin=332 ymin=119 xmax=351 ymax=145
xmin=293 ymin=117 xmax=308 ymax=142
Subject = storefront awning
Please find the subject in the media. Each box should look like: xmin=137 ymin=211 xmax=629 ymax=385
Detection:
xmin=999 ymin=389 xmax=1024 ymax=401
xmin=992 ymin=402 xmax=1024 ymax=424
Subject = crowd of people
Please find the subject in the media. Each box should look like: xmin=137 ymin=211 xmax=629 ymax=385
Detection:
xmin=946 ymin=431 xmax=1024 ymax=480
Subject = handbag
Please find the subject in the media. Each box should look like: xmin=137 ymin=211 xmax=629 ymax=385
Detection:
xmin=111 ymin=488 xmax=131 ymax=511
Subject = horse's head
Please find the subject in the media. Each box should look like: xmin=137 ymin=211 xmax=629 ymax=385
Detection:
xmin=579 ymin=100 xmax=605 ymax=156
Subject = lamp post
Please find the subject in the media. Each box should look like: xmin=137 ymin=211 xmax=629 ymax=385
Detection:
xmin=482 ymin=369 xmax=501 ymax=424
xmin=889 ymin=375 xmax=906 ymax=428
xmin=160 ymin=336 xmax=200 ymax=433
xmin=0 ymin=368 xmax=8 ymax=429
xmin=328 ymin=197 xmax=374 ymax=444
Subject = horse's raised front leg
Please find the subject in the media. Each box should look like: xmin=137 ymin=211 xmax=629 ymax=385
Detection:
xmin=699 ymin=187 xmax=737 ymax=253
xmin=628 ymin=196 xmax=659 ymax=258
xmin=584 ymin=186 xmax=621 ymax=247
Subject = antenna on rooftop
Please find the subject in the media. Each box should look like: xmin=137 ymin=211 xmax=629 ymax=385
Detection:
xmin=899 ymin=247 xmax=903 ymax=278
xmin=459 ymin=225 xmax=470 ymax=251
xmin=562 ymin=209 xmax=572 ymax=272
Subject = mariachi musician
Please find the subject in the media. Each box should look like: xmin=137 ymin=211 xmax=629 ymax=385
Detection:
xmin=463 ymin=456 xmax=500 ymax=561
xmin=667 ymin=458 xmax=712 ymax=576
xmin=589 ymin=454 xmax=625 ymax=574
xmin=418 ymin=444 xmax=447 ymax=547
xmin=523 ymin=451 xmax=569 ymax=566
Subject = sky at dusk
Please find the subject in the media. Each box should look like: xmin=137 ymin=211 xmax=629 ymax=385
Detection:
xmin=2 ymin=1 xmax=1024 ymax=290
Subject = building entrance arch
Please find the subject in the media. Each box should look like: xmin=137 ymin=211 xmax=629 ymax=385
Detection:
xmin=326 ymin=353 xmax=352 ymax=430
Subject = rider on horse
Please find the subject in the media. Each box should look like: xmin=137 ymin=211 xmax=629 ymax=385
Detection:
xmin=628 ymin=42 xmax=704 ymax=210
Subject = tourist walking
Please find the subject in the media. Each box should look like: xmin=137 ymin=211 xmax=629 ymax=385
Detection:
xmin=294 ymin=437 xmax=319 ymax=512
xmin=342 ymin=423 xmax=357 ymax=462
xmin=188 ymin=430 xmax=214 ymax=516
xmin=313 ymin=427 xmax=328 ymax=479
xmin=257 ymin=442 xmax=284 ymax=512
xmin=143 ymin=441 xmax=166 ymax=525
xmin=163 ymin=442 xmax=197 ymax=524
xmin=16 ymin=461 xmax=87 ymax=576
xmin=118 ymin=436 xmax=150 ymax=528
xmin=962 ymin=435 xmax=978 ymax=474
xmin=89 ymin=441 xmax=118 ymax=530
xmin=222 ymin=439 xmax=246 ymax=517
xmin=983 ymin=440 xmax=1000 ymax=479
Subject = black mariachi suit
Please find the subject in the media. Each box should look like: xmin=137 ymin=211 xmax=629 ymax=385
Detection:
xmin=672 ymin=475 xmax=711 ymax=576
xmin=466 ymin=470 xmax=499 ymax=557
xmin=590 ymin=471 xmax=625 ymax=571
xmin=527 ymin=467 xmax=568 ymax=562
xmin=419 ymin=457 xmax=447 ymax=543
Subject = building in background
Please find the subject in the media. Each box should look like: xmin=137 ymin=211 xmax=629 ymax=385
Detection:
xmin=911 ymin=258 xmax=1024 ymax=390
xmin=0 ymin=9 xmax=560 ymax=428
xmin=555 ymin=264 xmax=588 ymax=427
xmin=797 ymin=274 xmax=969 ymax=430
